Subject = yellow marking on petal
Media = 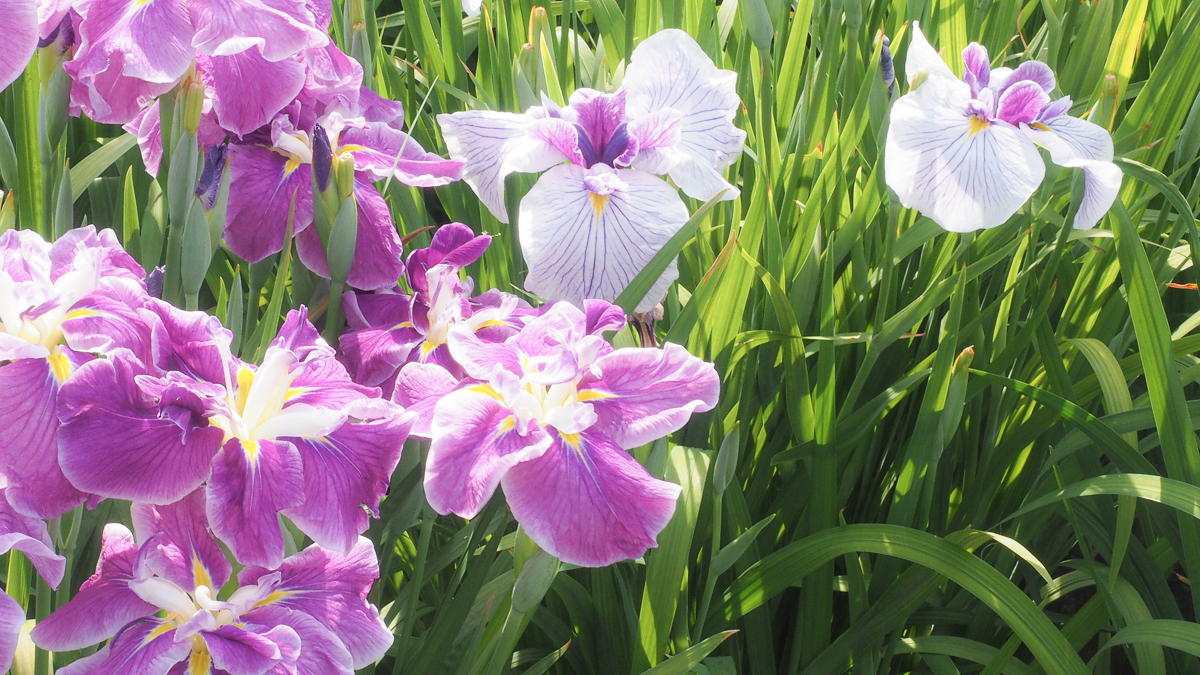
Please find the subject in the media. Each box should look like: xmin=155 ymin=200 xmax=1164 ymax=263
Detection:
xmin=589 ymin=193 xmax=608 ymax=223
xmin=473 ymin=319 xmax=510 ymax=330
xmin=392 ymin=321 xmax=414 ymax=330
xmin=285 ymin=387 xmax=311 ymax=402
xmin=242 ymin=439 xmax=259 ymax=463
xmin=134 ymin=0 xmax=155 ymax=6
xmin=143 ymin=622 xmax=174 ymax=645
xmin=48 ymin=353 xmax=72 ymax=383
xmin=65 ymin=308 xmax=102 ymax=320
xmin=338 ymin=144 xmax=366 ymax=153
xmin=967 ymin=116 xmax=990 ymax=137
xmin=192 ymin=556 xmax=212 ymax=590
xmin=235 ymin=367 xmax=255 ymax=415
xmin=468 ymin=384 xmax=504 ymax=401
xmin=419 ymin=341 xmax=439 ymax=359
xmin=575 ymin=389 xmax=613 ymax=402
xmin=1030 ymin=122 xmax=1052 ymax=131
xmin=188 ymin=644 xmax=212 ymax=675
xmin=560 ymin=432 xmax=582 ymax=449
xmin=283 ymin=158 xmax=302 ymax=176
xmin=254 ymin=590 xmax=295 ymax=608
xmin=496 ymin=416 xmax=515 ymax=435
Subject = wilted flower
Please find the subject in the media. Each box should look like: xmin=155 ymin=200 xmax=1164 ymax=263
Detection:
xmin=424 ymin=300 xmax=719 ymax=566
xmin=0 ymin=227 xmax=144 ymax=519
xmin=885 ymin=23 xmax=1122 ymax=232
xmin=32 ymin=490 xmax=392 ymax=675
xmin=339 ymin=222 xmax=531 ymax=430
xmin=56 ymin=303 xmax=414 ymax=568
xmin=0 ymin=489 xmax=67 ymax=674
xmin=439 ymin=29 xmax=745 ymax=312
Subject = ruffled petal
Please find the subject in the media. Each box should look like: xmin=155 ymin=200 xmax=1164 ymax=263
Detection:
xmin=207 ymin=438 xmax=306 ymax=569
xmin=341 ymin=123 xmax=464 ymax=187
xmin=0 ymin=357 xmax=86 ymax=518
xmin=190 ymin=0 xmax=325 ymax=60
xmin=294 ymin=175 xmax=405 ymax=290
xmin=520 ymin=164 xmax=688 ymax=312
xmin=623 ymin=29 xmax=745 ymax=201
xmin=69 ymin=0 xmax=192 ymax=84
xmin=885 ymin=77 xmax=1044 ymax=232
xmin=0 ymin=490 xmax=65 ymax=586
xmin=903 ymin=21 xmax=957 ymax=84
xmin=426 ymin=387 xmax=551 ymax=518
xmin=204 ymin=624 xmax=300 ymax=675
xmin=437 ymin=110 xmax=573 ymax=222
xmin=198 ymin=48 xmax=306 ymax=138
xmin=225 ymin=144 xmax=315 ymax=263
xmin=131 ymin=488 xmax=232 ymax=591
xmin=0 ymin=0 xmax=37 ymax=92
xmin=392 ymin=362 xmax=459 ymax=437
xmin=501 ymin=429 xmax=681 ymax=567
xmin=239 ymin=605 xmax=354 ymax=675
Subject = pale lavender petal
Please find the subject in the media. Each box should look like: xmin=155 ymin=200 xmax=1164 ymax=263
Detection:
xmin=197 ymin=48 xmax=306 ymax=137
xmin=0 ymin=228 xmax=51 ymax=281
xmin=625 ymin=108 xmax=682 ymax=157
xmin=1038 ymin=96 xmax=1073 ymax=121
xmin=283 ymin=354 xmax=378 ymax=410
xmin=0 ymin=0 xmax=36 ymax=91
xmin=207 ymin=438 xmax=305 ymax=569
xmin=131 ymin=488 xmax=232 ymax=591
xmin=237 ymin=538 xmax=391 ymax=668
xmin=501 ymin=430 xmax=681 ymax=567
xmin=996 ymin=80 xmax=1050 ymax=125
xmin=961 ymin=42 xmax=990 ymax=95
xmin=623 ymin=29 xmax=745 ymax=201
xmin=239 ymin=605 xmax=354 ymax=675
xmin=426 ymin=387 xmax=551 ymax=518
xmin=294 ymin=175 xmax=404 ymax=290
xmin=443 ymin=328 xmax=522 ymax=381
xmin=204 ymin=624 xmax=300 ymax=675
xmin=0 ymin=358 xmax=86 ymax=519
xmin=391 ymin=362 xmax=459 ymax=437
xmin=31 ymin=524 xmax=154 ymax=651
xmin=999 ymin=59 xmax=1056 ymax=95
xmin=902 ymin=21 xmax=957 ymax=84
xmin=49 ymin=225 xmax=145 ymax=282
xmin=885 ymin=76 xmax=1044 ymax=232
xmin=123 ymin=102 xmax=163 ymax=176
xmin=190 ymin=0 xmax=325 ymax=61
xmin=225 ymin=143 xmax=315 ymax=263
xmin=341 ymin=123 xmax=464 ymax=187
xmin=0 ymin=592 xmax=22 ymax=675
xmin=437 ymin=110 xmax=572 ymax=222
xmin=283 ymin=411 xmax=412 ymax=554
xmin=355 ymin=85 xmax=405 ymax=124
xmin=0 ymin=489 xmax=65 ymax=586
xmin=58 ymin=354 xmax=224 ymax=504
xmin=520 ymin=164 xmax=688 ymax=312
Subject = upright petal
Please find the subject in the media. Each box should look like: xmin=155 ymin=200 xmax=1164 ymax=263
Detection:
xmin=885 ymin=77 xmax=1045 ymax=232
xmin=57 ymin=354 xmax=224 ymax=504
xmin=294 ymin=175 xmax=405 ymax=291
xmin=520 ymin=164 xmax=688 ymax=312
xmin=998 ymin=60 xmax=1056 ymax=96
xmin=198 ymin=48 xmax=306 ymax=138
xmin=501 ymin=429 xmax=681 ymax=567
xmin=1024 ymin=117 xmax=1121 ymax=229
xmin=131 ymin=488 xmax=232 ymax=591
xmin=31 ymin=524 xmax=154 ymax=651
xmin=961 ymin=43 xmax=991 ymax=95
xmin=283 ymin=411 xmax=412 ymax=555
xmin=995 ymin=80 xmax=1050 ymax=125
xmin=224 ymin=144 xmax=315 ymax=263
xmin=623 ymin=29 xmax=745 ymax=201
xmin=237 ymin=538 xmax=391 ymax=668
xmin=426 ymin=387 xmax=551 ymax=518
xmin=0 ymin=357 xmax=86 ymax=519
xmin=190 ymin=0 xmax=325 ymax=60
xmin=0 ymin=0 xmax=36 ymax=92
xmin=437 ymin=110 xmax=573 ymax=222
xmin=902 ymin=21 xmax=957 ymax=84
xmin=207 ymin=438 xmax=306 ymax=569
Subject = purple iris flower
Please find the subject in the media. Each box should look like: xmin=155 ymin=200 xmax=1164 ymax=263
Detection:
xmin=56 ymin=302 xmax=415 ymax=569
xmin=0 ymin=227 xmax=145 ymax=519
xmin=223 ymin=93 xmax=464 ymax=291
xmin=424 ymin=299 xmax=719 ymax=566
xmin=0 ymin=489 xmax=67 ymax=674
xmin=339 ymin=222 xmax=533 ymax=431
xmin=438 ymin=29 xmax=745 ymax=312
xmin=31 ymin=489 xmax=392 ymax=675
xmin=0 ymin=0 xmax=36 ymax=92
xmin=885 ymin=23 xmax=1122 ymax=232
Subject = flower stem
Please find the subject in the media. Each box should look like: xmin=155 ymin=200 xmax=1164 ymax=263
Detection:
xmin=5 ymin=550 xmax=27 ymax=610
xmin=393 ymin=499 xmax=435 ymax=674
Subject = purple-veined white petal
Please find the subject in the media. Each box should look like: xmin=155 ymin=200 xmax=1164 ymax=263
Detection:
xmin=1023 ymin=117 xmax=1121 ymax=230
xmin=0 ymin=0 xmax=36 ymax=92
xmin=520 ymin=164 xmax=688 ymax=312
xmin=501 ymin=429 xmax=681 ymax=567
xmin=437 ymin=110 xmax=574 ymax=222
xmin=623 ymin=28 xmax=745 ymax=201
xmin=885 ymin=76 xmax=1045 ymax=232
xmin=206 ymin=438 xmax=306 ymax=569
xmin=903 ymin=21 xmax=957 ymax=85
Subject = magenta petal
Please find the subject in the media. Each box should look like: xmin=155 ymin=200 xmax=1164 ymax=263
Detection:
xmin=295 ymin=175 xmax=405 ymax=290
xmin=996 ymin=80 xmax=1050 ymax=125
xmin=584 ymin=299 xmax=626 ymax=335
xmin=131 ymin=488 xmax=232 ymax=591
xmin=337 ymin=324 xmax=421 ymax=390
xmin=240 ymin=605 xmax=354 ymax=675
xmin=0 ymin=0 xmax=37 ymax=91
xmin=71 ymin=0 xmax=193 ymax=84
xmin=238 ymin=538 xmax=391 ymax=668
xmin=123 ymin=102 xmax=163 ymax=176
xmin=405 ymin=223 xmax=490 ymax=291
xmin=198 ymin=48 xmax=306 ymax=138
xmin=50 ymin=225 xmax=145 ymax=283
xmin=1000 ymin=59 xmax=1056 ymax=95
xmin=63 ymin=618 xmax=189 ymax=675
xmin=66 ymin=52 xmax=175 ymax=125
xmin=501 ymin=430 xmax=681 ymax=567
xmin=0 ymin=358 xmax=86 ymax=518
xmin=283 ymin=413 xmax=411 ymax=555
xmin=190 ymin=0 xmax=323 ymax=61
xmin=582 ymin=342 xmax=719 ymax=449
xmin=343 ymin=290 xmax=409 ymax=330
xmin=225 ymin=144 xmax=315 ymax=263
xmin=58 ymin=354 xmax=224 ymax=504
xmin=341 ymin=123 xmax=464 ymax=187
xmin=426 ymin=388 xmax=551 ymax=518
xmin=444 ymin=329 xmax=522 ymax=382
xmin=268 ymin=307 xmax=331 ymax=359
xmin=0 ymin=592 xmax=22 ymax=675
xmin=207 ymin=438 xmax=306 ymax=569
xmin=961 ymin=42 xmax=990 ymax=95
xmin=0 ymin=490 xmax=65 ymax=586
xmin=300 ymin=42 xmax=361 ymax=107
xmin=392 ymin=362 xmax=459 ymax=437
xmin=204 ymin=624 xmax=300 ymax=675
xmin=31 ymin=524 xmax=154 ymax=651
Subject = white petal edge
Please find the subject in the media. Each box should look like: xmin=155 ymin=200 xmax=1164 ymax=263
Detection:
xmin=1024 ymin=122 xmax=1121 ymax=230
xmin=519 ymin=165 xmax=689 ymax=313
xmin=905 ymin=21 xmax=958 ymax=86
xmin=885 ymin=77 xmax=1045 ymax=232
xmin=623 ymin=28 xmax=746 ymax=202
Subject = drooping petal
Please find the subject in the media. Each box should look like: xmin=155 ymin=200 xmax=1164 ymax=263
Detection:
xmin=69 ymin=0 xmax=193 ymax=85
xmin=239 ymin=605 xmax=354 ymax=675
xmin=207 ymin=438 xmax=306 ymax=569
xmin=0 ymin=0 xmax=37 ymax=92
xmin=203 ymin=624 xmax=301 ymax=675
xmin=520 ymin=164 xmax=688 ymax=312
xmin=225 ymin=144 xmax=315 ymax=263
xmin=337 ymin=323 xmax=421 ymax=390
xmin=0 ymin=357 xmax=86 ymax=518
xmin=0 ymin=592 xmax=22 ymax=675
xmin=885 ymin=76 xmax=1045 ymax=232
xmin=66 ymin=52 xmax=175 ymax=125
xmin=1038 ymin=113 xmax=1115 ymax=162
xmin=294 ymin=174 xmax=405 ymax=291
xmin=902 ymin=21 xmax=956 ymax=84
xmin=425 ymin=387 xmax=552 ymax=519
xmin=131 ymin=488 xmax=232 ymax=591
xmin=580 ymin=342 xmax=719 ymax=449
xmin=190 ymin=0 xmax=325 ymax=61
xmin=31 ymin=524 xmax=154 ymax=651
xmin=0 ymin=490 xmax=65 ymax=586
xmin=197 ymin=48 xmax=306 ymax=138
xmin=237 ymin=538 xmax=392 ymax=668
xmin=283 ymin=411 xmax=412 ymax=555
xmin=623 ymin=29 xmax=745 ymax=202
xmin=1023 ymin=117 xmax=1121 ymax=229
xmin=340 ymin=123 xmax=465 ymax=187
xmin=392 ymin=362 xmax=459 ymax=437
xmin=123 ymin=103 xmax=164 ymax=176
xmin=56 ymin=617 xmax=190 ymax=675
xmin=437 ymin=110 xmax=573 ymax=222
xmin=584 ymin=298 xmax=627 ymax=335
xmin=501 ymin=429 xmax=681 ymax=567
xmin=57 ymin=353 xmax=225 ymax=505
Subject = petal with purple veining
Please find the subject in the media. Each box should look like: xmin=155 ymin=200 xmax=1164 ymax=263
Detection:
xmin=225 ymin=144 xmax=314 ymax=263
xmin=207 ymin=438 xmax=306 ymax=569
xmin=198 ymin=48 xmax=306 ymax=138
xmin=0 ymin=0 xmax=37 ymax=92
xmin=131 ymin=488 xmax=232 ymax=591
